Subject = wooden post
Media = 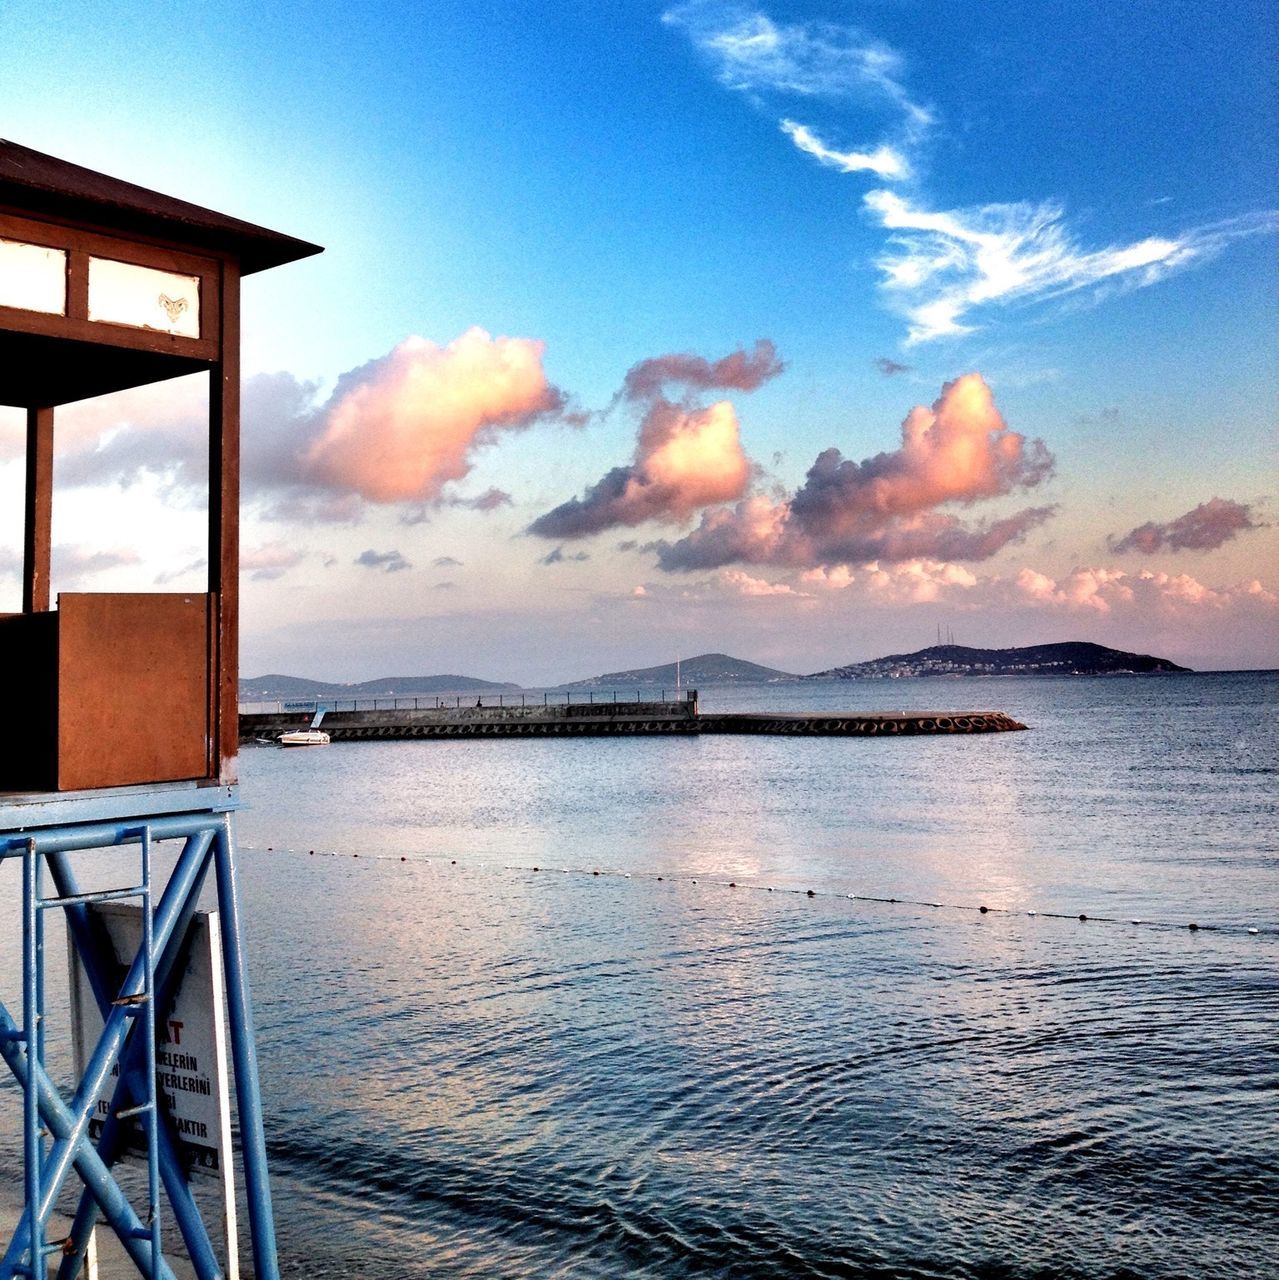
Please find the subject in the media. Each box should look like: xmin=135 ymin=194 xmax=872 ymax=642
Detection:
xmin=23 ymin=406 xmax=54 ymax=614
xmin=210 ymin=262 xmax=241 ymax=783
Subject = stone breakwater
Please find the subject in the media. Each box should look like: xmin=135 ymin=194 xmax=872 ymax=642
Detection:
xmin=241 ymin=701 xmax=1026 ymax=741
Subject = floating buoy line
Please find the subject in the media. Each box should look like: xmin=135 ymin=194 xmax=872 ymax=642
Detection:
xmin=238 ymin=842 xmax=1269 ymax=939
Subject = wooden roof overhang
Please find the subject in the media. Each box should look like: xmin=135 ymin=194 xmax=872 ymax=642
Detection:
xmin=0 ymin=140 xmax=322 ymax=792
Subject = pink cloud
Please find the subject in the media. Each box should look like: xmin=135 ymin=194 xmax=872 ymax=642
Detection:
xmin=304 ymin=328 xmax=563 ymax=503
xmin=620 ymin=339 xmax=784 ymax=401
xmin=241 ymin=542 xmax=307 ymax=581
xmin=1109 ymin=497 xmax=1264 ymax=554
xmin=530 ymin=341 xmax=782 ymax=539
xmin=1012 ymin=566 xmax=1276 ymax=615
xmin=656 ymin=373 xmax=1054 ymax=570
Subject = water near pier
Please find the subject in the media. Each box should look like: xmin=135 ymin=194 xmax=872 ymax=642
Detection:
xmin=3 ymin=673 xmax=1277 ymax=1277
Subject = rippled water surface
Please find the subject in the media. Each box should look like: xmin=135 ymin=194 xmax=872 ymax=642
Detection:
xmin=3 ymin=673 xmax=1277 ymax=1278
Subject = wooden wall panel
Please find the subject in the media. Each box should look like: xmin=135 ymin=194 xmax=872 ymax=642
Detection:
xmin=56 ymin=593 xmax=212 ymax=790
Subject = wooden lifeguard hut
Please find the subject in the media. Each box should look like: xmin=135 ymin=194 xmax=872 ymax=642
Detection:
xmin=0 ymin=140 xmax=320 ymax=1280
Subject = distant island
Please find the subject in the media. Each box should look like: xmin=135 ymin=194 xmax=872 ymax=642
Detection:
xmin=559 ymin=652 xmax=796 ymax=688
xmin=242 ymin=642 xmax=1191 ymax=699
xmin=808 ymin=642 xmax=1190 ymax=680
xmin=239 ymin=673 xmax=520 ymax=701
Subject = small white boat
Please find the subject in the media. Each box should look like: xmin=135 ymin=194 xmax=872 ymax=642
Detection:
xmin=278 ymin=729 xmax=330 ymax=747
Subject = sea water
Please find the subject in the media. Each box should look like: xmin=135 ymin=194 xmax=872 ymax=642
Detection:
xmin=2 ymin=672 xmax=1276 ymax=1278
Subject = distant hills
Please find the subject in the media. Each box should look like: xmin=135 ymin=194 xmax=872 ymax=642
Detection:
xmin=808 ymin=642 xmax=1190 ymax=679
xmin=239 ymin=673 xmax=519 ymax=701
xmin=242 ymin=642 xmax=1190 ymax=699
xmin=559 ymin=652 xmax=796 ymax=688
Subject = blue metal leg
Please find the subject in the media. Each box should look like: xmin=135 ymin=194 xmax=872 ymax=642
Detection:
xmin=213 ymin=817 xmax=280 ymax=1280
xmin=22 ymin=840 xmax=44 ymax=1280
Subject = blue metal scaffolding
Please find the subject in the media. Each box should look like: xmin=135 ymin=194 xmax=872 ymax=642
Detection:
xmin=1 ymin=787 xmax=277 ymax=1280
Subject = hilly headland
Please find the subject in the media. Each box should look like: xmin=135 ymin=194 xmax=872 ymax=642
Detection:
xmin=240 ymin=673 xmax=519 ymax=701
xmin=242 ymin=642 xmax=1189 ymax=698
xmin=808 ymin=641 xmax=1190 ymax=679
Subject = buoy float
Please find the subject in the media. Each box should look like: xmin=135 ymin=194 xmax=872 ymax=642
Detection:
xmin=979 ymin=905 xmax=989 ymax=914
xmin=807 ymin=889 xmax=816 ymax=897
xmin=1079 ymin=913 xmax=1088 ymax=922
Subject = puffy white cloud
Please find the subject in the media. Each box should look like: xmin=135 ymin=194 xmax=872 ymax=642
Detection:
xmin=719 ymin=569 xmax=807 ymax=596
xmin=530 ymin=342 xmax=781 ymax=538
xmin=657 ymin=373 xmax=1055 ymax=570
xmin=305 ymin=328 xmax=563 ymax=503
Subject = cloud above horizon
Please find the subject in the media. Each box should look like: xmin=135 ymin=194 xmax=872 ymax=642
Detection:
xmin=23 ymin=328 xmax=566 ymax=521
xmin=355 ymin=548 xmax=412 ymax=573
xmin=1109 ymin=496 xmax=1265 ymax=555
xmin=528 ymin=340 xmax=782 ymax=539
xmin=655 ymin=372 xmax=1054 ymax=570
xmin=304 ymin=328 xmax=563 ymax=502
xmin=242 ymin=542 xmax=307 ymax=581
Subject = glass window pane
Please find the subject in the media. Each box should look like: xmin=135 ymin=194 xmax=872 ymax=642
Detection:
xmin=0 ymin=238 xmax=67 ymax=314
xmin=88 ymin=257 xmax=200 ymax=337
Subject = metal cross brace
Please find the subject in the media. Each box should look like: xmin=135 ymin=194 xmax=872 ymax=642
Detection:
xmin=0 ymin=811 xmax=279 ymax=1280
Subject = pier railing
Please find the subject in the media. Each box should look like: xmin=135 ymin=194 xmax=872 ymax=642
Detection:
xmin=238 ymin=689 xmax=700 ymax=716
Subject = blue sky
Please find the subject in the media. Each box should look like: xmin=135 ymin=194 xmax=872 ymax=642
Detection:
xmin=1 ymin=1 xmax=1276 ymax=680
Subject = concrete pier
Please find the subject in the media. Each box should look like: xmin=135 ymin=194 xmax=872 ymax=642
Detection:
xmin=240 ymin=698 xmax=1025 ymax=741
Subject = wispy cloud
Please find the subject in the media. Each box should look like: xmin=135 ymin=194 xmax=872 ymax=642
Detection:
xmin=665 ymin=6 xmax=1278 ymax=345
xmin=864 ymin=192 xmax=1263 ymax=344
xmin=1109 ymin=497 xmax=1266 ymax=555
xmin=780 ymin=119 xmax=907 ymax=180
xmin=663 ymin=4 xmax=930 ymax=124
xmin=665 ymin=4 xmax=925 ymax=190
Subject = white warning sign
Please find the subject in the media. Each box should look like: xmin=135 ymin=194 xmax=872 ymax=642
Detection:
xmin=69 ymin=903 xmax=233 ymax=1179
xmin=68 ymin=902 xmax=239 ymax=1280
